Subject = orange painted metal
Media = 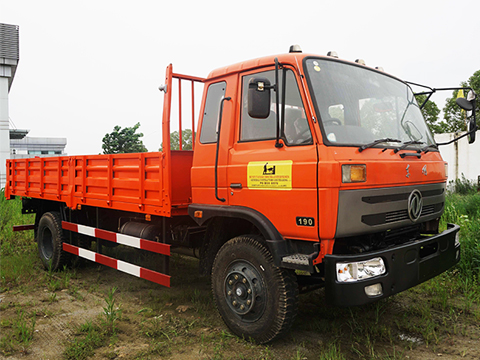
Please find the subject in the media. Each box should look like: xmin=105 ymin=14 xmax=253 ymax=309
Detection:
xmin=5 ymin=152 xmax=190 ymax=217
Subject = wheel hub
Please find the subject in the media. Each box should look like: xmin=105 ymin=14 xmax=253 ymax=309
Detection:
xmin=224 ymin=261 xmax=265 ymax=319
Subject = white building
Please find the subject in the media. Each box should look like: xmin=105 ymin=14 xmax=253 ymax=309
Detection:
xmin=0 ymin=23 xmax=19 ymax=189
xmin=10 ymin=129 xmax=67 ymax=158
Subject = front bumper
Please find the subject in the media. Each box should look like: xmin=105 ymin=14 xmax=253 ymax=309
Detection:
xmin=325 ymin=223 xmax=460 ymax=307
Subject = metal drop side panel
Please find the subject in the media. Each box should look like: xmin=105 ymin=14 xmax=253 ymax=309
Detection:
xmin=5 ymin=152 xmax=191 ymax=217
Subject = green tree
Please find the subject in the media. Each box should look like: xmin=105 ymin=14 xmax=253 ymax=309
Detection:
xmin=102 ymin=122 xmax=148 ymax=154
xmin=441 ymin=70 xmax=480 ymax=133
xmin=415 ymin=94 xmax=442 ymax=134
xmin=160 ymin=129 xmax=195 ymax=151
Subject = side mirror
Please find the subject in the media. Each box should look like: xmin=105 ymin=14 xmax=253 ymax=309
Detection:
xmin=468 ymin=118 xmax=477 ymax=144
xmin=456 ymin=97 xmax=474 ymax=111
xmin=248 ymin=77 xmax=271 ymax=118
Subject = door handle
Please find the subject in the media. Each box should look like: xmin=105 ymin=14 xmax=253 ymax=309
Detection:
xmin=230 ymin=183 xmax=242 ymax=189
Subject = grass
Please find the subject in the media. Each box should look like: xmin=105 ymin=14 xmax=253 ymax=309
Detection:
xmin=63 ymin=287 xmax=121 ymax=360
xmin=0 ymin=187 xmax=479 ymax=359
xmin=0 ymin=191 xmax=38 ymax=292
xmin=0 ymin=190 xmax=34 ymax=255
xmin=0 ymin=308 xmax=37 ymax=356
xmin=441 ymin=192 xmax=480 ymax=281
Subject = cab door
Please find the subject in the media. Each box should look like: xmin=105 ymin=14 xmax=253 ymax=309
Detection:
xmin=227 ymin=67 xmax=319 ymax=241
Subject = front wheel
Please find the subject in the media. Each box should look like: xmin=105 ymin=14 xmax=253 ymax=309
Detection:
xmin=211 ymin=235 xmax=298 ymax=343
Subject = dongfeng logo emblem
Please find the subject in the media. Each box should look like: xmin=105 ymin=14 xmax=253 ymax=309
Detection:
xmin=407 ymin=189 xmax=423 ymax=222
xmin=422 ymin=165 xmax=427 ymax=176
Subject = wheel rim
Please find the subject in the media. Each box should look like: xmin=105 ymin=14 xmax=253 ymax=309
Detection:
xmin=40 ymin=227 xmax=54 ymax=260
xmin=224 ymin=260 xmax=266 ymax=322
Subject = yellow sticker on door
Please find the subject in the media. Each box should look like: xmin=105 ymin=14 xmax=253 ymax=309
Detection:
xmin=247 ymin=160 xmax=293 ymax=190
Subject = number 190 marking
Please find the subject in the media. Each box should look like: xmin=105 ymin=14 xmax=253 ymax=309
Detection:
xmin=296 ymin=217 xmax=314 ymax=227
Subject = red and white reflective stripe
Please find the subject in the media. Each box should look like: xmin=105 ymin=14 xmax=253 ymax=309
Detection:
xmin=63 ymin=243 xmax=170 ymax=287
xmin=62 ymin=221 xmax=170 ymax=256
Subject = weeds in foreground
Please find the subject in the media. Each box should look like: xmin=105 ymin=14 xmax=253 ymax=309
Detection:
xmin=0 ymin=309 xmax=36 ymax=356
xmin=102 ymin=286 xmax=121 ymax=334
xmin=64 ymin=287 xmax=121 ymax=359
xmin=318 ymin=342 xmax=346 ymax=360
xmin=63 ymin=321 xmax=106 ymax=360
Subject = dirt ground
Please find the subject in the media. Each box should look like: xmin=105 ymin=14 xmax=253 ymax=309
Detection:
xmin=1 ymin=254 xmax=479 ymax=360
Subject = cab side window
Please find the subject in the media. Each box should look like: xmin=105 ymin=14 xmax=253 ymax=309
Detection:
xmin=240 ymin=70 xmax=312 ymax=145
xmin=200 ymin=82 xmax=226 ymax=144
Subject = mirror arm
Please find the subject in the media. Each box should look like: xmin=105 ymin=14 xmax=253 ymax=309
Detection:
xmin=419 ymin=92 xmax=434 ymax=110
xmin=406 ymin=81 xmax=434 ymax=92
xmin=407 ymin=82 xmax=476 ymax=105
xmin=436 ymin=124 xmax=478 ymax=146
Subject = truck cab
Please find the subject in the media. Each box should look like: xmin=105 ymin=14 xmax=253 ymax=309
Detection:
xmin=185 ymin=46 xmax=465 ymax=340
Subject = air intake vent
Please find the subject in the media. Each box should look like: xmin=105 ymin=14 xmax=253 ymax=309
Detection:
xmin=362 ymin=204 xmax=441 ymax=226
xmin=0 ymin=23 xmax=19 ymax=60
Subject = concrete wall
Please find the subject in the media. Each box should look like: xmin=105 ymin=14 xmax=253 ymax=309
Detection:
xmin=434 ymin=132 xmax=480 ymax=185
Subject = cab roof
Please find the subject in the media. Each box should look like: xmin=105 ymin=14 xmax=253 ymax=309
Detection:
xmin=206 ymin=50 xmax=400 ymax=83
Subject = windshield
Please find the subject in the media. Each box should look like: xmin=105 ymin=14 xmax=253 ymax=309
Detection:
xmin=304 ymin=58 xmax=435 ymax=149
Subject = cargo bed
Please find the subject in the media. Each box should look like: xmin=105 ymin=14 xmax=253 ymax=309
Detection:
xmin=5 ymin=150 xmax=193 ymax=217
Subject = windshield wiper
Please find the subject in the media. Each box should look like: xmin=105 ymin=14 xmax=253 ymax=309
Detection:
xmin=420 ymin=144 xmax=438 ymax=154
xmin=394 ymin=140 xmax=424 ymax=153
xmin=358 ymin=138 xmax=401 ymax=152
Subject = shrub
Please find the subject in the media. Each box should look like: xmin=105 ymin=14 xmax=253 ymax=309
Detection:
xmin=448 ymin=174 xmax=478 ymax=195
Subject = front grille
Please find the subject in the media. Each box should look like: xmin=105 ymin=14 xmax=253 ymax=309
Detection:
xmin=336 ymin=183 xmax=446 ymax=238
xmin=362 ymin=204 xmax=442 ymax=226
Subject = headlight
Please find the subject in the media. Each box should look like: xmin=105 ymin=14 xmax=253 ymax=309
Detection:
xmin=336 ymin=257 xmax=386 ymax=282
xmin=455 ymin=232 xmax=460 ymax=247
xmin=342 ymin=164 xmax=366 ymax=183
xmin=444 ymin=163 xmax=448 ymax=178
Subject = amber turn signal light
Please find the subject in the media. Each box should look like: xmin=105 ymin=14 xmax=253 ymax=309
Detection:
xmin=342 ymin=164 xmax=366 ymax=183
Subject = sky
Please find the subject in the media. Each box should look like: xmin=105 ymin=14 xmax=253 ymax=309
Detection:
xmin=2 ymin=0 xmax=479 ymax=156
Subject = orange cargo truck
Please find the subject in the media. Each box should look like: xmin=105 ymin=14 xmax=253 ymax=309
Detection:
xmin=5 ymin=46 xmax=478 ymax=343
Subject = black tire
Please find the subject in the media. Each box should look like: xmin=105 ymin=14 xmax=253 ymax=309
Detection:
xmin=37 ymin=211 xmax=70 ymax=271
xmin=211 ymin=235 xmax=298 ymax=343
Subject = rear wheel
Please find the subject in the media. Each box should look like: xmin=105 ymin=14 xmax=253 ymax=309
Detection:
xmin=211 ymin=235 xmax=298 ymax=343
xmin=37 ymin=211 xmax=70 ymax=270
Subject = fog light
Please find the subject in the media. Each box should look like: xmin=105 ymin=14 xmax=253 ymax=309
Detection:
xmin=365 ymin=283 xmax=383 ymax=297
xmin=336 ymin=257 xmax=386 ymax=282
xmin=456 ymin=249 xmax=460 ymax=260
